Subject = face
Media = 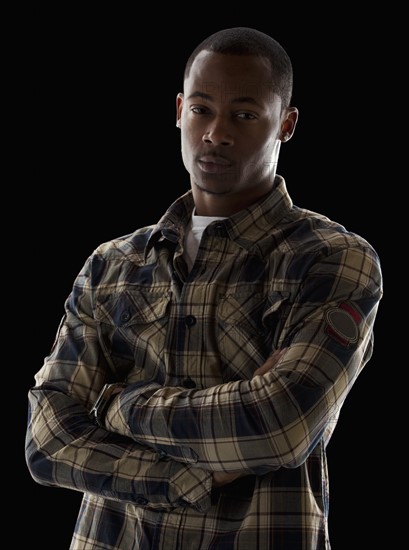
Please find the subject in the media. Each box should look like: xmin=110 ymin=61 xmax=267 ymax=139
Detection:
xmin=176 ymin=51 xmax=296 ymax=215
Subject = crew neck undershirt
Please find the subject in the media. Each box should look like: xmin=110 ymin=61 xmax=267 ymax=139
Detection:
xmin=184 ymin=209 xmax=227 ymax=271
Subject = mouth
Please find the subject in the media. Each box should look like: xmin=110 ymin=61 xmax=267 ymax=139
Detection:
xmin=197 ymin=155 xmax=232 ymax=174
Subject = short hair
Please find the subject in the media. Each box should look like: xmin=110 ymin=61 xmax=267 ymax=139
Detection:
xmin=184 ymin=27 xmax=293 ymax=110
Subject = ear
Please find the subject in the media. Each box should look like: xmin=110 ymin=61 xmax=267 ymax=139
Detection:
xmin=280 ymin=107 xmax=299 ymax=142
xmin=176 ymin=92 xmax=184 ymax=128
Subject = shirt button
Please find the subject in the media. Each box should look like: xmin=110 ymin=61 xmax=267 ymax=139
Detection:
xmin=185 ymin=315 xmax=196 ymax=327
xmin=120 ymin=311 xmax=131 ymax=323
xmin=182 ymin=378 xmax=196 ymax=388
xmin=135 ymin=497 xmax=148 ymax=505
xmin=215 ymin=223 xmax=226 ymax=235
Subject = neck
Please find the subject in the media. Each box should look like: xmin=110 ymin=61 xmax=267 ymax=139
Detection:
xmin=192 ymin=180 xmax=275 ymax=217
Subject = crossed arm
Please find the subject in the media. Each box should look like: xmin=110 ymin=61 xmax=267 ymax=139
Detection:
xmin=26 ymin=245 xmax=382 ymax=510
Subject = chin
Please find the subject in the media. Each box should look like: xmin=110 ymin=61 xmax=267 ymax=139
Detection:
xmin=194 ymin=178 xmax=235 ymax=196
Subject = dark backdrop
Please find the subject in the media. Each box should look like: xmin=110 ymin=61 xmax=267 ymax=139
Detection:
xmin=20 ymin=10 xmax=390 ymax=549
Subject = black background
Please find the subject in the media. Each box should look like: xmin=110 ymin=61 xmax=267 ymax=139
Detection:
xmin=20 ymin=8 xmax=392 ymax=549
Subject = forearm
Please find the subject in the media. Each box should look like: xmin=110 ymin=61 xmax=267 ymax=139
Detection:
xmin=105 ymin=365 xmax=322 ymax=472
xmin=105 ymin=298 xmax=379 ymax=473
xmin=25 ymin=384 xmax=212 ymax=511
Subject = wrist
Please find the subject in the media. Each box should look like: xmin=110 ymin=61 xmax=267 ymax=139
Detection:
xmin=90 ymin=383 xmax=126 ymax=427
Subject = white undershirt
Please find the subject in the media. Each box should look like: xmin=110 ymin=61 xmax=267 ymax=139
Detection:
xmin=184 ymin=209 xmax=227 ymax=271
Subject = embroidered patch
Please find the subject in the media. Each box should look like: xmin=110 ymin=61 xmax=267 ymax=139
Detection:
xmin=324 ymin=302 xmax=361 ymax=347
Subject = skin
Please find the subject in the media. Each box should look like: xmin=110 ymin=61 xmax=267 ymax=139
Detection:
xmin=176 ymin=51 xmax=299 ymax=217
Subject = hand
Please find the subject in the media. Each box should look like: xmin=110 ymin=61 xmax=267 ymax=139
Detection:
xmin=252 ymin=348 xmax=288 ymax=377
xmin=212 ymin=470 xmax=247 ymax=488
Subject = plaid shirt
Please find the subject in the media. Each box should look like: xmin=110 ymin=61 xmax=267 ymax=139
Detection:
xmin=26 ymin=176 xmax=383 ymax=549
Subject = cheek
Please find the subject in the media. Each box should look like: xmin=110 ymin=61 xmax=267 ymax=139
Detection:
xmin=258 ymin=128 xmax=281 ymax=155
xmin=181 ymin=127 xmax=197 ymax=155
xmin=180 ymin=131 xmax=195 ymax=168
xmin=244 ymin=137 xmax=276 ymax=162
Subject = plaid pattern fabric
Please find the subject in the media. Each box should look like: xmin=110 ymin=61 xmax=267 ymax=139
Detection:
xmin=26 ymin=176 xmax=383 ymax=549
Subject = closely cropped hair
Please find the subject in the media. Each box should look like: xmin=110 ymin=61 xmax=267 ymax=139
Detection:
xmin=184 ymin=27 xmax=293 ymax=110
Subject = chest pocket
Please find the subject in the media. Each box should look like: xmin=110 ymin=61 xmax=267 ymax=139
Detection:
xmin=216 ymin=290 xmax=290 ymax=380
xmin=95 ymin=289 xmax=171 ymax=380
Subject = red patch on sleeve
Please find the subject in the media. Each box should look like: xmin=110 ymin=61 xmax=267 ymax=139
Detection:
xmin=325 ymin=302 xmax=361 ymax=347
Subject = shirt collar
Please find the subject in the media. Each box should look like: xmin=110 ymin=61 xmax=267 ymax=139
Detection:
xmin=145 ymin=175 xmax=293 ymax=259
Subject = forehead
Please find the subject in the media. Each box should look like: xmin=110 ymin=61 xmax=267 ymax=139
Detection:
xmin=184 ymin=51 xmax=277 ymax=104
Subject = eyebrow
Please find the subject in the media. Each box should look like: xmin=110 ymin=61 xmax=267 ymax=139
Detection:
xmin=187 ymin=91 xmax=263 ymax=108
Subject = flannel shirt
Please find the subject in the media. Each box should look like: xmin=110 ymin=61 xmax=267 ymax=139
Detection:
xmin=25 ymin=176 xmax=383 ymax=549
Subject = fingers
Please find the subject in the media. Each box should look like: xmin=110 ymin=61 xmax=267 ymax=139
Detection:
xmin=253 ymin=347 xmax=288 ymax=377
xmin=212 ymin=471 xmax=246 ymax=488
xmin=269 ymin=347 xmax=288 ymax=360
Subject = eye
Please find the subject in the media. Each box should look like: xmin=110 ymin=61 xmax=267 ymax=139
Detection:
xmin=236 ymin=112 xmax=257 ymax=120
xmin=190 ymin=105 xmax=209 ymax=115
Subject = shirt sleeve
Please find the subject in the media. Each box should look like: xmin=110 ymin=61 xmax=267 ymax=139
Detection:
xmin=25 ymin=254 xmax=212 ymax=512
xmin=104 ymin=244 xmax=383 ymax=473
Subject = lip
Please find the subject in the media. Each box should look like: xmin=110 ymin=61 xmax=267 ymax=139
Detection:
xmin=198 ymin=156 xmax=232 ymax=174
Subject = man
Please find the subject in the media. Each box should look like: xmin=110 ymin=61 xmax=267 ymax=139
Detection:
xmin=25 ymin=27 xmax=383 ymax=549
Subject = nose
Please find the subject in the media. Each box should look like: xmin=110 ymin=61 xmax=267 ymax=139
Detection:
xmin=202 ymin=116 xmax=234 ymax=147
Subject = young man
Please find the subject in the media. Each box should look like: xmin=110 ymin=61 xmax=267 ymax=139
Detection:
xmin=25 ymin=27 xmax=383 ymax=549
